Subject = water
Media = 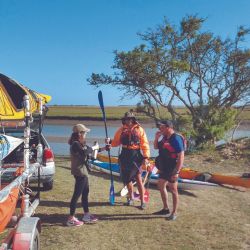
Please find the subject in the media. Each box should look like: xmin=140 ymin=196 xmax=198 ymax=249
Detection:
xmin=43 ymin=123 xmax=250 ymax=156
xmin=43 ymin=124 xmax=158 ymax=156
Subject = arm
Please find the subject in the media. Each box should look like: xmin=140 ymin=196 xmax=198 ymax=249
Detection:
xmin=139 ymin=127 xmax=150 ymax=158
xmin=175 ymin=151 xmax=184 ymax=173
xmin=71 ymin=142 xmax=92 ymax=161
xmin=154 ymin=131 xmax=162 ymax=149
xmin=110 ymin=127 xmax=123 ymax=147
xmin=170 ymin=135 xmax=185 ymax=181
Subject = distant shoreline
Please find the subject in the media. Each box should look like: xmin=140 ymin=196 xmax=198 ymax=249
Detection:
xmin=44 ymin=118 xmax=250 ymax=130
xmin=44 ymin=118 xmax=156 ymax=128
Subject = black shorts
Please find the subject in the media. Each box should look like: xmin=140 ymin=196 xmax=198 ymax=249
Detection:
xmin=156 ymin=156 xmax=177 ymax=183
xmin=119 ymin=148 xmax=143 ymax=184
xmin=159 ymin=171 xmax=177 ymax=183
xmin=120 ymin=163 xmax=140 ymax=184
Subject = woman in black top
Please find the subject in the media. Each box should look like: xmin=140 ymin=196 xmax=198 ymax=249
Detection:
xmin=66 ymin=124 xmax=104 ymax=226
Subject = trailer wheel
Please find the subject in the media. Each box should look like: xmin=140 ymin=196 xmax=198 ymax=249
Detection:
xmin=31 ymin=228 xmax=40 ymax=250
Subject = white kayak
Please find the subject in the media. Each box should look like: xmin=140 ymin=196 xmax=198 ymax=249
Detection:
xmin=91 ymin=160 xmax=219 ymax=190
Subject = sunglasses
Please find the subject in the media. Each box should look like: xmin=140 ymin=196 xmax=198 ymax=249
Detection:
xmin=79 ymin=131 xmax=87 ymax=135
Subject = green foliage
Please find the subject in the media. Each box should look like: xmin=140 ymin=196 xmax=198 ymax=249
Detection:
xmin=88 ymin=15 xmax=250 ymax=146
xmin=193 ymin=108 xmax=237 ymax=147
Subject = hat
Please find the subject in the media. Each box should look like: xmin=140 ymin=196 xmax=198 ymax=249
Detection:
xmin=122 ymin=111 xmax=137 ymax=124
xmin=72 ymin=124 xmax=90 ymax=133
xmin=157 ymin=120 xmax=173 ymax=128
xmin=123 ymin=112 xmax=136 ymax=120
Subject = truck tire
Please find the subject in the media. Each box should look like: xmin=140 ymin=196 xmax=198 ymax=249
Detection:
xmin=43 ymin=180 xmax=53 ymax=191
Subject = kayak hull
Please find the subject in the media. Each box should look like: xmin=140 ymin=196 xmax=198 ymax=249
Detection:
xmin=91 ymin=160 xmax=218 ymax=190
xmin=97 ymin=154 xmax=250 ymax=188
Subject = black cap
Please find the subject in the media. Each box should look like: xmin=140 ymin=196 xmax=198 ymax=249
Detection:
xmin=157 ymin=120 xmax=173 ymax=128
xmin=122 ymin=111 xmax=137 ymax=124
xmin=123 ymin=112 xmax=135 ymax=119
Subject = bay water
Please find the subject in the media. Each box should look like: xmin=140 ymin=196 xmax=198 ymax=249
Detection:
xmin=43 ymin=123 xmax=250 ymax=156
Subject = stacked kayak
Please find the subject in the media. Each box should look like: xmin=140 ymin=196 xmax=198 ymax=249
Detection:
xmin=91 ymin=159 xmax=218 ymax=190
xmin=96 ymin=154 xmax=250 ymax=188
xmin=179 ymin=168 xmax=250 ymax=188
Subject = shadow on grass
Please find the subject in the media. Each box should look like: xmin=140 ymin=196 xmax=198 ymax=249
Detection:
xmin=36 ymin=213 xmax=69 ymax=226
xmin=97 ymin=213 xmax=169 ymax=221
xmin=35 ymin=212 xmax=168 ymax=227
xmin=39 ymin=200 xmax=125 ymax=208
xmin=178 ymin=189 xmax=197 ymax=197
xmin=219 ymin=184 xmax=247 ymax=192
xmin=56 ymin=165 xmax=71 ymax=171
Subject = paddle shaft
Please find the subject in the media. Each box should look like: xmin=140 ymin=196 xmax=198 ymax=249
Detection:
xmin=98 ymin=91 xmax=115 ymax=204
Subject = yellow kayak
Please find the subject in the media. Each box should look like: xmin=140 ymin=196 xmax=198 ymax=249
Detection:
xmin=0 ymin=73 xmax=51 ymax=121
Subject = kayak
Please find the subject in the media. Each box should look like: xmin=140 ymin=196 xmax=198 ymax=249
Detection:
xmin=0 ymin=186 xmax=19 ymax=233
xmin=97 ymin=154 xmax=250 ymax=188
xmin=91 ymin=160 xmax=218 ymax=190
xmin=0 ymin=73 xmax=51 ymax=121
xmin=180 ymin=168 xmax=250 ymax=188
xmin=0 ymin=135 xmax=23 ymax=160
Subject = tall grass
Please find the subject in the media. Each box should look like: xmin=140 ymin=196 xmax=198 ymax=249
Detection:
xmin=46 ymin=105 xmax=250 ymax=121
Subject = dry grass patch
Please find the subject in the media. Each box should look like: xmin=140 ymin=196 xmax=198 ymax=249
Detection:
xmin=1 ymin=145 xmax=250 ymax=250
xmin=35 ymin=151 xmax=250 ymax=250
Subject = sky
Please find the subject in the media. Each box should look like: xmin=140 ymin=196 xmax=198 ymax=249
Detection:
xmin=1 ymin=0 xmax=250 ymax=106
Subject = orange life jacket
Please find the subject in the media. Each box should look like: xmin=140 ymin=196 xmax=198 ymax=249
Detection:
xmin=111 ymin=123 xmax=150 ymax=158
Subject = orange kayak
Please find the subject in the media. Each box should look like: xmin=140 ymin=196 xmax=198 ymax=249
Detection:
xmin=0 ymin=186 xmax=19 ymax=233
xmin=179 ymin=168 xmax=250 ymax=188
xmin=97 ymin=154 xmax=250 ymax=188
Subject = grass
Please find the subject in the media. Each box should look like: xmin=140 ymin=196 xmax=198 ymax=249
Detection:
xmin=1 ymin=143 xmax=250 ymax=250
xmin=39 ymin=146 xmax=249 ymax=249
xmin=46 ymin=105 xmax=250 ymax=121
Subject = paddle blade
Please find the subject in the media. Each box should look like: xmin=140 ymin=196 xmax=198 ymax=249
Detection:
xmin=133 ymin=189 xmax=150 ymax=203
xmin=109 ymin=185 xmax=115 ymax=205
xmin=120 ymin=186 xmax=128 ymax=197
xmin=120 ymin=181 xmax=136 ymax=197
xmin=98 ymin=91 xmax=106 ymax=119
xmin=144 ymin=189 xmax=149 ymax=203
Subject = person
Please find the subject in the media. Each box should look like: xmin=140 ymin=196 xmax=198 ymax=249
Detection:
xmin=153 ymin=120 xmax=185 ymax=220
xmin=66 ymin=124 xmax=105 ymax=226
xmin=106 ymin=112 xmax=150 ymax=210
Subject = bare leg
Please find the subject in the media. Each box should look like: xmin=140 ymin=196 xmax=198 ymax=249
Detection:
xmin=127 ymin=181 xmax=134 ymax=200
xmin=158 ymin=178 xmax=169 ymax=210
xmin=168 ymin=182 xmax=178 ymax=215
xmin=135 ymin=172 xmax=144 ymax=203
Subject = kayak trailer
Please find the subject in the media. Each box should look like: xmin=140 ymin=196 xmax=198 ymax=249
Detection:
xmin=0 ymin=95 xmax=44 ymax=250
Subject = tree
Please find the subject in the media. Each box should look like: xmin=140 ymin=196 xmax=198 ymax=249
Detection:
xmin=88 ymin=15 xmax=250 ymax=146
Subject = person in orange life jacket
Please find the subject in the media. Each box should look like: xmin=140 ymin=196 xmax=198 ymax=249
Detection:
xmin=66 ymin=124 xmax=107 ymax=226
xmin=153 ymin=120 xmax=185 ymax=220
xmin=106 ymin=112 xmax=150 ymax=210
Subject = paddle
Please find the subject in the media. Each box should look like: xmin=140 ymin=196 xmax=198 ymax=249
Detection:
xmin=120 ymin=181 xmax=136 ymax=197
xmin=37 ymin=98 xmax=43 ymax=199
xmin=98 ymin=91 xmax=115 ymax=205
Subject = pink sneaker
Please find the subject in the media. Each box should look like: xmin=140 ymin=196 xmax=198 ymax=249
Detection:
xmin=82 ymin=213 xmax=98 ymax=223
xmin=66 ymin=216 xmax=84 ymax=227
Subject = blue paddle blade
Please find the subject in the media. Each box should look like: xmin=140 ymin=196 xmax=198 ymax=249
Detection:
xmin=109 ymin=185 xmax=115 ymax=205
xmin=98 ymin=91 xmax=105 ymax=117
